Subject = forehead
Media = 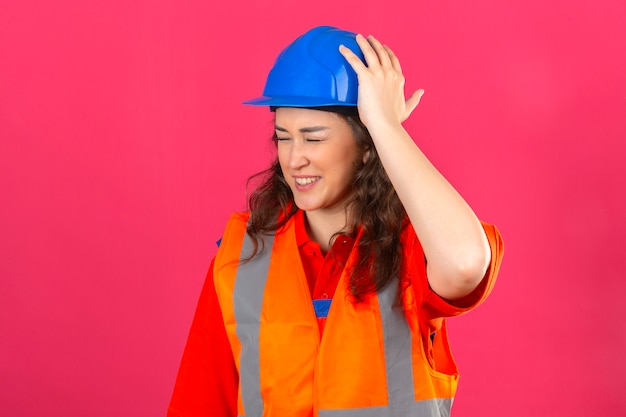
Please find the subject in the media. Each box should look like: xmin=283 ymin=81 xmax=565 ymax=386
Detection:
xmin=274 ymin=107 xmax=346 ymax=129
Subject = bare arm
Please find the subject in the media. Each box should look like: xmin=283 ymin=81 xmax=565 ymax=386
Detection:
xmin=340 ymin=34 xmax=491 ymax=300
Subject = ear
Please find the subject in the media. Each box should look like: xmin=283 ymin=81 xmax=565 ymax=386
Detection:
xmin=362 ymin=148 xmax=371 ymax=164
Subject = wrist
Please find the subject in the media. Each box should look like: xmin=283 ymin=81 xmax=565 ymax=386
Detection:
xmin=365 ymin=120 xmax=407 ymax=143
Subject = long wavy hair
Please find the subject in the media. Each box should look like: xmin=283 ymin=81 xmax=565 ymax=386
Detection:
xmin=245 ymin=113 xmax=408 ymax=300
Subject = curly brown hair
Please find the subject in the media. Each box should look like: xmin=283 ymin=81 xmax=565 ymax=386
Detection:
xmin=245 ymin=113 xmax=408 ymax=300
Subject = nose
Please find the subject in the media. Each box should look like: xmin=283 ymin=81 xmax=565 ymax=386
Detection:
xmin=286 ymin=139 xmax=309 ymax=170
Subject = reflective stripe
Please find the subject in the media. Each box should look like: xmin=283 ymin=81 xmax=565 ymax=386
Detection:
xmin=233 ymin=232 xmax=273 ymax=417
xmin=378 ymin=277 xmax=415 ymax=412
xmin=318 ymin=399 xmax=452 ymax=417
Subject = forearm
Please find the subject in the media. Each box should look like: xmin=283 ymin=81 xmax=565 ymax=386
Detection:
xmin=339 ymin=34 xmax=491 ymax=299
xmin=369 ymin=121 xmax=491 ymax=300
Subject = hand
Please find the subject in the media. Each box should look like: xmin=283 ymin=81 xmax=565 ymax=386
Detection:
xmin=339 ymin=34 xmax=424 ymax=130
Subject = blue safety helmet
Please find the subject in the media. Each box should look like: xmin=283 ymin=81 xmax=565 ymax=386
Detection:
xmin=243 ymin=26 xmax=365 ymax=108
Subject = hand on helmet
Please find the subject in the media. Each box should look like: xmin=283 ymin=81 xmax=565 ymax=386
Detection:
xmin=339 ymin=34 xmax=423 ymax=130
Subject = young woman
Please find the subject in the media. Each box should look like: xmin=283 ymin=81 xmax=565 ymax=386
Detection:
xmin=168 ymin=26 xmax=503 ymax=417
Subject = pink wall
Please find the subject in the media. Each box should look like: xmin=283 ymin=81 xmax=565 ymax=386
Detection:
xmin=2 ymin=0 xmax=625 ymax=415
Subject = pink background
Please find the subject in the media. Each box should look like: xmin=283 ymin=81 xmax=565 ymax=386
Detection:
xmin=2 ymin=0 xmax=625 ymax=415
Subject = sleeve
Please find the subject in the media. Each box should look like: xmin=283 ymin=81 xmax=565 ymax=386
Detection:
xmin=417 ymin=222 xmax=505 ymax=320
xmin=167 ymin=259 xmax=239 ymax=417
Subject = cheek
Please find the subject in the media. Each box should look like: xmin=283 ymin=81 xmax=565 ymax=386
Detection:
xmin=338 ymin=147 xmax=362 ymax=179
xmin=276 ymin=147 xmax=289 ymax=171
xmin=330 ymin=160 xmax=358 ymax=186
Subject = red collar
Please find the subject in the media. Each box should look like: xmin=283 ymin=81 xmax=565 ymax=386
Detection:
xmin=293 ymin=209 xmax=355 ymax=251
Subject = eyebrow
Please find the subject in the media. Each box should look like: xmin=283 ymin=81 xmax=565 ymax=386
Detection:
xmin=275 ymin=125 xmax=330 ymax=133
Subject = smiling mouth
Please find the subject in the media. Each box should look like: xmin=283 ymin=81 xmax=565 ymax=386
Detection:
xmin=294 ymin=177 xmax=320 ymax=186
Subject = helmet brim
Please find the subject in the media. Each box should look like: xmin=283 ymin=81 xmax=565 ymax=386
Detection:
xmin=243 ymin=95 xmax=357 ymax=108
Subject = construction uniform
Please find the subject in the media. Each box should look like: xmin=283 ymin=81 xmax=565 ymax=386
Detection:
xmin=168 ymin=210 xmax=503 ymax=417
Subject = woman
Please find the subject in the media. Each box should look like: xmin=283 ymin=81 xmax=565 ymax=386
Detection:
xmin=168 ymin=26 xmax=503 ymax=417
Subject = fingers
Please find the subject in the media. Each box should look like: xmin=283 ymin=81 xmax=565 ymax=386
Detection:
xmin=357 ymin=34 xmax=392 ymax=68
xmin=383 ymin=45 xmax=403 ymax=74
xmin=338 ymin=44 xmax=367 ymax=73
xmin=341 ymin=33 xmax=403 ymax=76
xmin=405 ymin=89 xmax=425 ymax=117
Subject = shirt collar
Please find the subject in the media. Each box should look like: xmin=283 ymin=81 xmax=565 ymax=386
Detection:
xmin=293 ymin=209 xmax=355 ymax=250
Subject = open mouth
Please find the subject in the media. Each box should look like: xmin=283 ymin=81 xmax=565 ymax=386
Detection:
xmin=294 ymin=177 xmax=321 ymax=186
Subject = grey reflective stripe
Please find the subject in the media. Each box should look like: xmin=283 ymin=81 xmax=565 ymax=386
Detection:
xmin=378 ymin=277 xmax=415 ymax=410
xmin=318 ymin=399 xmax=452 ymax=417
xmin=233 ymin=232 xmax=274 ymax=417
xmin=319 ymin=279 xmax=452 ymax=417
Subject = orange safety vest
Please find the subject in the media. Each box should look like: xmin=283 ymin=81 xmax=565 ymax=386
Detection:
xmin=214 ymin=212 xmax=460 ymax=417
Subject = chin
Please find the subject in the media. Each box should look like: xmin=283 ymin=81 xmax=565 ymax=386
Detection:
xmin=294 ymin=203 xmax=320 ymax=212
xmin=292 ymin=196 xmax=324 ymax=212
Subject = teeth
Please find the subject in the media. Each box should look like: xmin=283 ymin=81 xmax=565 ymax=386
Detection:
xmin=295 ymin=177 xmax=319 ymax=185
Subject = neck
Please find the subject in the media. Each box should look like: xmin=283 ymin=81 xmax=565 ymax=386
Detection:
xmin=303 ymin=208 xmax=351 ymax=253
